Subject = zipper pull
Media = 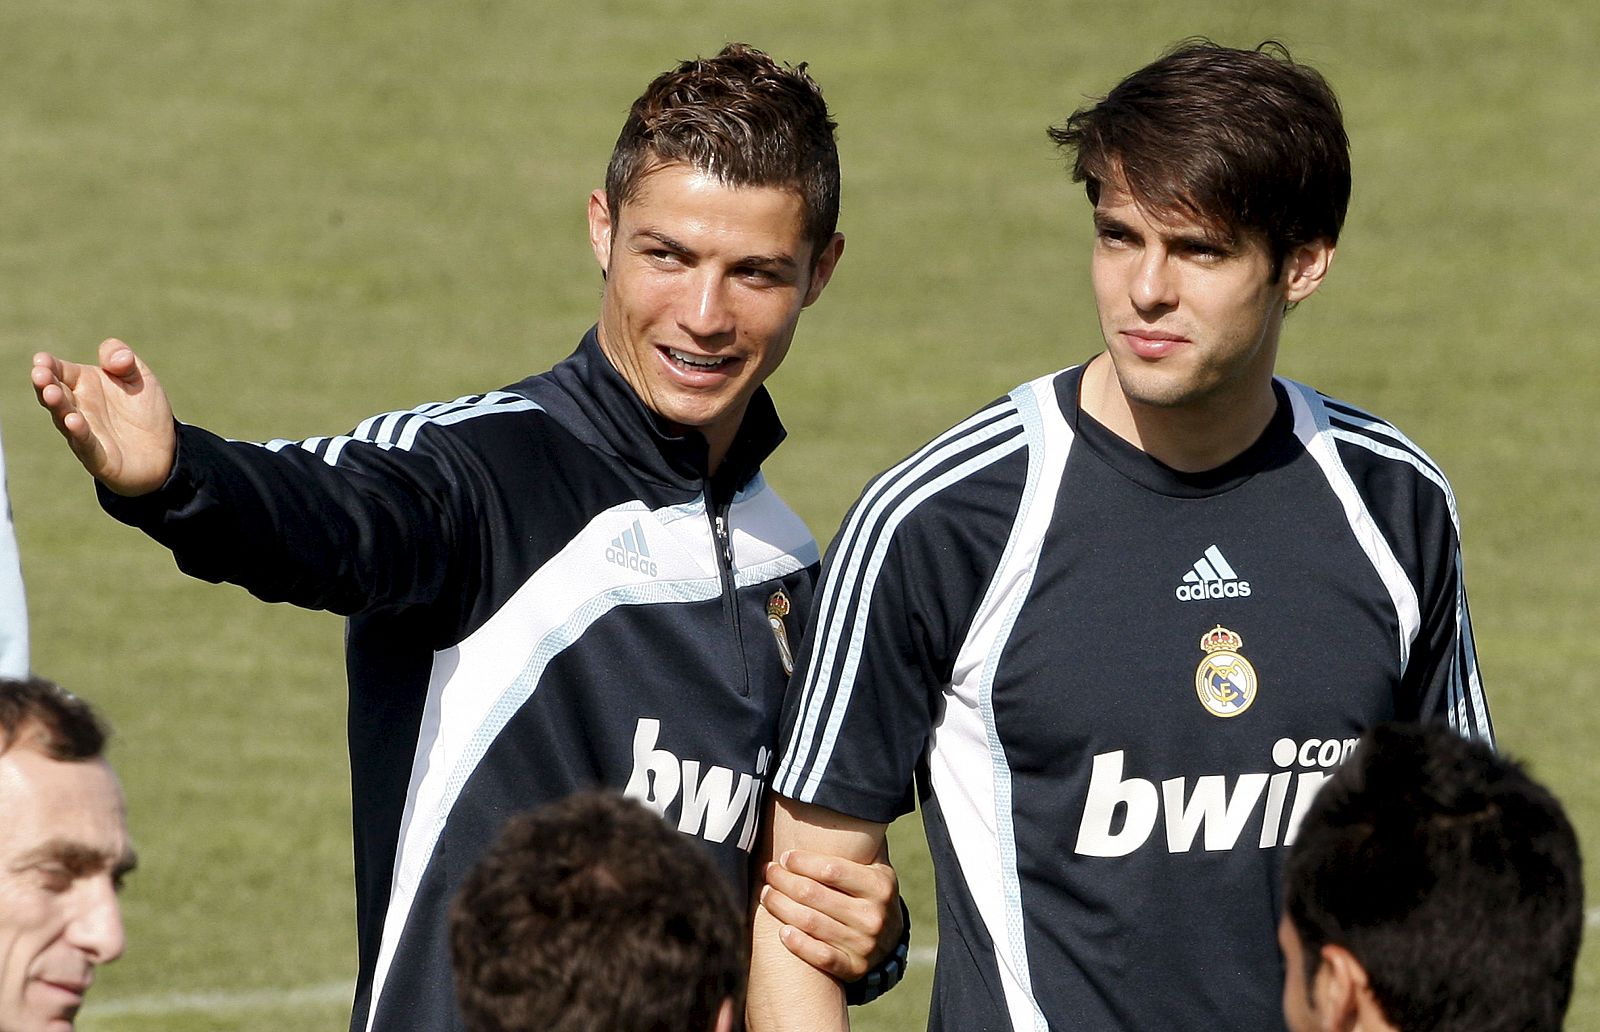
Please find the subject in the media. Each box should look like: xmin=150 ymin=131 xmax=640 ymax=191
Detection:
xmin=714 ymin=514 xmax=732 ymax=566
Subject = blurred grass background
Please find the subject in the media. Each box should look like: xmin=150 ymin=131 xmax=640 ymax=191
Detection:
xmin=1 ymin=2 xmax=1595 ymax=1028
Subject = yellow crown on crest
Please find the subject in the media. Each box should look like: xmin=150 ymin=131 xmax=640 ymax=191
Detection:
xmin=1200 ymin=625 xmax=1243 ymax=654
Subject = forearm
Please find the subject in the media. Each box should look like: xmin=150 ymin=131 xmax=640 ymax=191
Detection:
xmin=746 ymin=797 xmax=887 ymax=1032
xmin=748 ymin=894 xmax=850 ymax=1031
xmin=99 ymin=423 xmax=452 ymax=614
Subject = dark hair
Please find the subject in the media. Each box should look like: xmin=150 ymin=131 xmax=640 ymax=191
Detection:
xmin=1283 ymin=722 xmax=1583 ymax=1032
xmin=450 ymin=791 xmax=743 ymax=1032
xmin=605 ymin=42 xmax=840 ymax=263
xmin=1049 ymin=39 xmax=1350 ymax=271
xmin=0 ymin=675 xmax=108 ymax=761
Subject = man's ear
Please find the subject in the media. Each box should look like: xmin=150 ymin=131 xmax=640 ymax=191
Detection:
xmin=587 ymin=190 xmax=614 ymax=276
xmin=712 ymin=996 xmax=736 ymax=1032
xmin=1311 ymin=943 xmax=1368 ymax=1031
xmin=801 ymin=233 xmax=846 ymax=307
xmin=1282 ymin=237 xmax=1335 ymax=305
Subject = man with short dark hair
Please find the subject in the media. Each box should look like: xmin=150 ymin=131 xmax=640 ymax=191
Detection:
xmin=450 ymin=792 xmax=743 ymax=1032
xmin=0 ymin=676 xmax=134 ymax=1032
xmin=749 ymin=40 xmax=1492 ymax=1030
xmin=33 ymin=43 xmax=901 ymax=1032
xmin=1279 ymin=722 xmax=1582 ymax=1032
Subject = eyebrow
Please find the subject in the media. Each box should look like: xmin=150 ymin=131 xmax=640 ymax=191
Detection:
xmin=1092 ymin=212 xmax=1136 ymax=236
xmin=632 ymin=229 xmax=799 ymax=271
xmin=1093 ymin=211 xmax=1236 ymax=252
xmin=13 ymin=839 xmax=139 ymax=878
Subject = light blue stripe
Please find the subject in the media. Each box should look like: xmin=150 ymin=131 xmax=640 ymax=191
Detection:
xmin=427 ymin=572 xmax=725 ymax=869
xmin=1326 ymin=428 xmax=1459 ymax=532
xmin=735 ymin=547 xmax=818 ymax=589
xmin=1454 ymin=552 xmax=1493 ymax=746
xmin=793 ymin=432 xmax=1028 ymax=802
xmin=777 ymin=407 xmax=1023 ymax=797
xmin=975 ymin=381 xmax=1051 ymax=1032
xmin=251 ymin=392 xmax=543 ymax=465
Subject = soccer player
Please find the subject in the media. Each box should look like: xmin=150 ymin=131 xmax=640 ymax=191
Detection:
xmin=0 ymin=676 xmax=134 ymax=1032
xmin=450 ymin=791 xmax=743 ymax=1032
xmin=32 ymin=44 xmax=903 ymax=1032
xmin=748 ymin=40 xmax=1493 ymax=1031
xmin=1280 ymin=722 xmax=1581 ymax=1032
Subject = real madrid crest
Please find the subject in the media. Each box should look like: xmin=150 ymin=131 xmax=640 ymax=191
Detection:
xmin=1194 ymin=625 xmax=1258 ymax=718
xmin=767 ymin=590 xmax=795 ymax=677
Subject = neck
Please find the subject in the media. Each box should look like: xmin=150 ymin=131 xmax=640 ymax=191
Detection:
xmin=1079 ymin=354 xmax=1278 ymax=472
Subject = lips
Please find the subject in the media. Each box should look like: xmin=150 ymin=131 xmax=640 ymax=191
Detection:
xmin=666 ymin=346 xmax=731 ymax=370
xmin=658 ymin=344 xmax=740 ymax=383
xmin=34 ymin=975 xmax=90 ymax=1013
xmin=1119 ymin=329 xmax=1190 ymax=360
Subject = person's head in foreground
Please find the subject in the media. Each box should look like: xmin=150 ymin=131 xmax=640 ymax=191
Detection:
xmin=1281 ymin=722 xmax=1582 ymax=1032
xmin=449 ymin=791 xmax=742 ymax=1032
xmin=0 ymin=677 xmax=133 ymax=1032
xmin=588 ymin=41 xmax=845 ymax=471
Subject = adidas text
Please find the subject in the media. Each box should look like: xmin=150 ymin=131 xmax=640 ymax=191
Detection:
xmin=1175 ymin=580 xmax=1251 ymax=601
xmin=605 ymin=545 xmax=658 ymax=577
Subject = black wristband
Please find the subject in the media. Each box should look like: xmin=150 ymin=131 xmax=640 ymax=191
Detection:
xmin=844 ymin=896 xmax=911 ymax=1006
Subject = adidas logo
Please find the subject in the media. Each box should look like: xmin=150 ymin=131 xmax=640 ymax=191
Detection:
xmin=606 ymin=519 xmax=659 ymax=577
xmin=1174 ymin=545 xmax=1251 ymax=601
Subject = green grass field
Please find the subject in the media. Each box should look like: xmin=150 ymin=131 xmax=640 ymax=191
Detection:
xmin=2 ymin=2 xmax=1596 ymax=1029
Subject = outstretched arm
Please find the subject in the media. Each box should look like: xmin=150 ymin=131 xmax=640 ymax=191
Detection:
xmin=748 ymin=796 xmax=889 ymax=1032
xmin=31 ymin=338 xmax=177 ymax=496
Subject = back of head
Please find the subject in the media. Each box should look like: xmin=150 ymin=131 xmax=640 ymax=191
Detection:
xmin=605 ymin=42 xmax=840 ymax=262
xmin=1050 ymin=39 xmax=1350 ymax=270
xmin=0 ymin=675 xmax=107 ymax=761
xmin=1283 ymin=722 xmax=1583 ymax=1031
xmin=450 ymin=791 xmax=742 ymax=1032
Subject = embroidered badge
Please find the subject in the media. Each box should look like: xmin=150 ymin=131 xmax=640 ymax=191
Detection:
xmin=767 ymin=590 xmax=795 ymax=677
xmin=1194 ymin=625 xmax=1258 ymax=718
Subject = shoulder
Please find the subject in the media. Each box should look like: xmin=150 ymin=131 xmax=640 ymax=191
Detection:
xmin=1279 ymin=379 xmax=1461 ymax=534
xmin=255 ymin=389 xmax=552 ymax=468
xmin=732 ymin=472 xmax=820 ymax=571
xmin=855 ymin=387 xmax=1034 ymax=528
xmin=826 ymin=370 xmax=1081 ymax=581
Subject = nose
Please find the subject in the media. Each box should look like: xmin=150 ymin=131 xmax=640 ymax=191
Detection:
xmin=67 ymin=877 xmax=126 ymax=964
xmin=1130 ymin=248 xmax=1178 ymax=313
xmin=678 ymin=270 xmax=736 ymax=339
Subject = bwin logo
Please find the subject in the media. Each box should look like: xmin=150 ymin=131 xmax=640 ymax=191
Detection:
xmin=1175 ymin=545 xmax=1251 ymax=602
xmin=623 ymin=718 xmax=767 ymax=851
xmin=606 ymin=519 xmax=659 ymax=577
xmin=1073 ymin=736 xmax=1359 ymax=858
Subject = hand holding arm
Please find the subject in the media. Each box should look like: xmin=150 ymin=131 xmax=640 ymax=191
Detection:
xmin=760 ymin=841 xmax=901 ymax=982
xmin=31 ymin=338 xmax=177 ymax=496
xmin=747 ymin=797 xmax=889 ymax=1032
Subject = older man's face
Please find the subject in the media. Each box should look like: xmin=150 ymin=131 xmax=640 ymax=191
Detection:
xmin=0 ymin=746 xmax=132 ymax=1032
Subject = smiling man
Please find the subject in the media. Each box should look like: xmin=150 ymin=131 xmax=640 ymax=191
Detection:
xmin=0 ymin=677 xmax=133 ymax=1032
xmin=31 ymin=44 xmax=902 ymax=1032
xmin=749 ymin=40 xmax=1493 ymax=1031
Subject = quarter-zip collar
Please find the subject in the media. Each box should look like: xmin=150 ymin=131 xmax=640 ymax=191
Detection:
xmin=534 ymin=326 xmax=788 ymax=495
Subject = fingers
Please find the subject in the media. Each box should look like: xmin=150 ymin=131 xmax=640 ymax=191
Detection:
xmin=31 ymin=354 xmax=88 ymax=438
xmin=780 ymin=848 xmax=897 ymax=906
xmin=97 ymin=338 xmax=140 ymax=381
xmin=762 ymin=855 xmax=891 ymax=980
xmin=762 ymin=877 xmax=874 ymax=980
xmin=769 ymin=918 xmax=861 ymax=981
